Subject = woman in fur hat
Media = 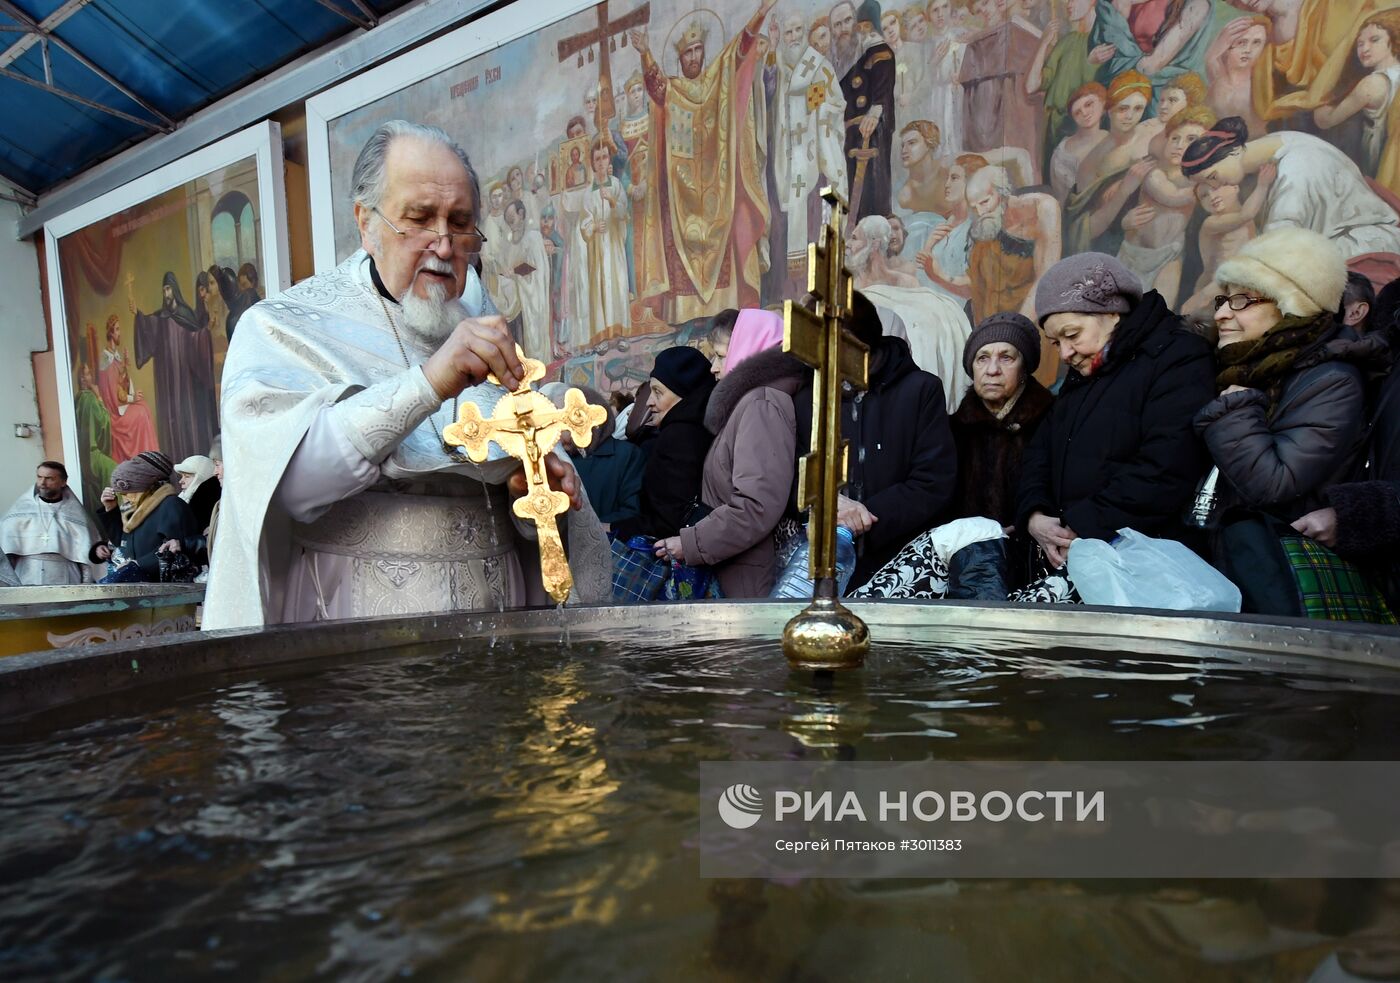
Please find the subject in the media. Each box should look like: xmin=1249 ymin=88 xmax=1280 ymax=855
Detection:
xmin=653 ymin=309 xmax=803 ymax=597
xmin=1198 ymin=228 xmax=1367 ymax=519
xmin=1196 ymin=228 xmax=1393 ymax=619
xmin=92 ymin=451 xmax=202 ymax=583
xmin=1015 ymin=252 xmax=1216 ymax=601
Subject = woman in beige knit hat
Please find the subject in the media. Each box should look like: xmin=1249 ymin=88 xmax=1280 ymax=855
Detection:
xmin=1194 ymin=227 xmax=1393 ymax=620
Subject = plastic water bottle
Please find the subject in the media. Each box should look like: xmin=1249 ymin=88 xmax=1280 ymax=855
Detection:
xmin=770 ymin=526 xmax=858 ymax=598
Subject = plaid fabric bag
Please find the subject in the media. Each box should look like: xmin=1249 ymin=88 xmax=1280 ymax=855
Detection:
xmin=1217 ymin=511 xmax=1396 ymax=624
xmin=611 ymin=535 xmax=668 ymax=602
xmin=1279 ymin=535 xmax=1398 ymax=624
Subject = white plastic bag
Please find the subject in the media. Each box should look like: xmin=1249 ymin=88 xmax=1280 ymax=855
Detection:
xmin=1066 ymin=528 xmax=1241 ymax=612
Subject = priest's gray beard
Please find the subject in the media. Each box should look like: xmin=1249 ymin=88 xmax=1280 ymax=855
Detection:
xmin=398 ymin=256 xmax=468 ymax=349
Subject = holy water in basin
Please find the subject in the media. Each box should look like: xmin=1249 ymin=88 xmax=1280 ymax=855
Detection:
xmin=1 ymin=603 xmax=1399 ymax=981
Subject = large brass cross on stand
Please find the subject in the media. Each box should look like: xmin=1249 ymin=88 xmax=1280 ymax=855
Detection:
xmin=781 ymin=187 xmax=871 ymax=670
xmin=444 ymin=349 xmax=607 ymax=605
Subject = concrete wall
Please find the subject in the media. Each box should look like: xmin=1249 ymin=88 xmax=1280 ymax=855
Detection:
xmin=0 ymin=193 xmax=49 ymax=507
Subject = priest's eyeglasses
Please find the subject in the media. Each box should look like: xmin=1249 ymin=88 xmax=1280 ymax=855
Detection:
xmin=374 ymin=207 xmax=487 ymax=253
xmin=1214 ymin=293 xmax=1270 ymax=312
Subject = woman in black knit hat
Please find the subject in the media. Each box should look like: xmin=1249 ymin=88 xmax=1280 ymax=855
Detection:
xmin=612 ymin=346 xmax=716 ymax=540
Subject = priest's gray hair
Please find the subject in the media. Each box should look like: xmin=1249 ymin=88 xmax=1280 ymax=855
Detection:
xmin=350 ymin=120 xmax=482 ymax=216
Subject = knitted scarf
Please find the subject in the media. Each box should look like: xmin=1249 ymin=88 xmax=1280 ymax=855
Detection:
xmin=122 ymin=483 xmax=177 ymax=534
xmin=1215 ymin=312 xmax=1336 ymax=410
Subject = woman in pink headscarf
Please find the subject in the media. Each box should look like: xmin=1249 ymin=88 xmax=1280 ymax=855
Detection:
xmin=653 ymin=309 xmax=805 ymax=597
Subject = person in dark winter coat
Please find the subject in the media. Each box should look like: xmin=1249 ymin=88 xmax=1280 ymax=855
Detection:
xmin=951 ymin=313 xmax=1054 ymax=525
xmin=565 ymin=387 xmax=646 ymax=528
xmin=791 ymin=291 xmax=956 ymax=591
xmin=1017 ymin=252 xmax=1216 ymax=575
xmin=852 ymin=312 xmax=1056 ymax=601
xmin=90 ymin=451 xmax=202 ymax=582
xmin=657 ymin=310 xmax=802 ymax=598
xmin=1197 ymin=229 xmax=1369 ymax=525
xmin=1196 ymin=229 xmax=1397 ymax=620
xmin=1301 ymin=352 xmax=1400 ymax=609
xmin=612 ymin=348 xmax=714 ymax=540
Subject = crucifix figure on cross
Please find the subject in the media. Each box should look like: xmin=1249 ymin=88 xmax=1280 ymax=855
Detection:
xmin=780 ymin=186 xmax=871 ymax=671
xmin=443 ymin=348 xmax=607 ymax=605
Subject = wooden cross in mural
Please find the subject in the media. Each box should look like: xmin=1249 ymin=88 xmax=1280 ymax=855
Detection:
xmin=783 ymin=186 xmax=869 ymax=584
xmin=556 ymin=1 xmax=652 ymax=138
xmin=443 ymin=347 xmax=607 ymax=604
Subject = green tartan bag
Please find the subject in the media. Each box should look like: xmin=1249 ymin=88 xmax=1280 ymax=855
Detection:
xmin=1217 ymin=511 xmax=1397 ymax=624
xmin=1278 ymin=535 xmax=1398 ymax=624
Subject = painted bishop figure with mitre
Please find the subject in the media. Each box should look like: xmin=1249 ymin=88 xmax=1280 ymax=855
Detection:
xmin=627 ymin=0 xmax=776 ymax=322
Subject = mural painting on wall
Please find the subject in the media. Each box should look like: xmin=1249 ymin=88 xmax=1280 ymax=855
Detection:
xmin=56 ymin=157 xmax=267 ymax=513
xmin=324 ymin=0 xmax=1400 ymax=396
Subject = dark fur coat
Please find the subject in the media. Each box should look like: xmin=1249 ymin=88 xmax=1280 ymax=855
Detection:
xmin=950 ymin=378 xmax=1054 ymax=526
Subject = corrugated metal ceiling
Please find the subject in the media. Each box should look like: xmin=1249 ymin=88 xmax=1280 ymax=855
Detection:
xmin=0 ymin=0 xmax=415 ymax=196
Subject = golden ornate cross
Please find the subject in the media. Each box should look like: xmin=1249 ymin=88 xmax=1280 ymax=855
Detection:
xmin=443 ymin=347 xmax=607 ymax=604
xmin=781 ymin=186 xmax=871 ymax=670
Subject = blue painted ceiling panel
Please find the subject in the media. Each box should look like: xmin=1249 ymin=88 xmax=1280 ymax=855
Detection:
xmin=0 ymin=0 xmax=416 ymax=195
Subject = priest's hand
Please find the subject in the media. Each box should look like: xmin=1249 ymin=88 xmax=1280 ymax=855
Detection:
xmin=94 ymin=544 xmax=113 ymax=561
xmin=158 ymin=539 xmax=182 ymax=555
xmin=507 ymin=453 xmax=583 ymax=512
xmin=423 ymin=315 xmax=524 ymax=396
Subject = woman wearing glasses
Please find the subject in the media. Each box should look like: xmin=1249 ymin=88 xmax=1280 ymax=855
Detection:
xmin=1194 ymin=228 xmax=1393 ymax=619
xmin=1013 ymin=252 xmax=1216 ymax=601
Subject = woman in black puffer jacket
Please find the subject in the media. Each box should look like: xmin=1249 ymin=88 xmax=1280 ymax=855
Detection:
xmin=1195 ymin=228 xmax=1390 ymax=619
xmin=1196 ymin=228 xmax=1369 ymax=522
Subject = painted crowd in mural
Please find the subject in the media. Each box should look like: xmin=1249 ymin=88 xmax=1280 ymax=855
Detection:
xmin=56 ymin=160 xmax=267 ymax=512
xmin=324 ymin=0 xmax=1400 ymax=392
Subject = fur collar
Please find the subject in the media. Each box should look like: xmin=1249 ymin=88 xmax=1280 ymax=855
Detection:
xmin=953 ymin=377 xmax=1054 ymax=432
xmin=705 ymin=347 xmax=807 ymax=434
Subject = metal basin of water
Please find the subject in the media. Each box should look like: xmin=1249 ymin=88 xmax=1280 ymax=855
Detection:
xmin=1 ymin=602 xmax=1399 ymax=981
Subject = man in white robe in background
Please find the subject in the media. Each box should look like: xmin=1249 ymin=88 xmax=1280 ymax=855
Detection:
xmin=204 ymin=121 xmax=610 ymax=630
xmin=1 ymin=462 xmax=101 ymax=585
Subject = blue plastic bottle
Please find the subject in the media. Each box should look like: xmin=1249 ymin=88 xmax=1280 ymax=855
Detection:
xmin=770 ymin=526 xmax=857 ymax=598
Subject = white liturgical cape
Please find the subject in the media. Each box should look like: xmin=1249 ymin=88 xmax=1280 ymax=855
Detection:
xmin=0 ymin=486 xmax=100 ymax=585
xmin=203 ymin=250 xmax=611 ymax=630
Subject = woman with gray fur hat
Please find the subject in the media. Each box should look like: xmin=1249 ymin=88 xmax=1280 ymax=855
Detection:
xmin=1015 ymin=252 xmax=1215 ymax=598
xmin=1196 ymin=228 xmax=1393 ymax=620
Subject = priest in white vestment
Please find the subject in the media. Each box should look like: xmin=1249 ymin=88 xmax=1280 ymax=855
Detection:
xmin=204 ymin=121 xmax=610 ymax=630
xmin=0 ymin=462 xmax=100 ymax=585
xmin=580 ymin=142 xmax=632 ymax=343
